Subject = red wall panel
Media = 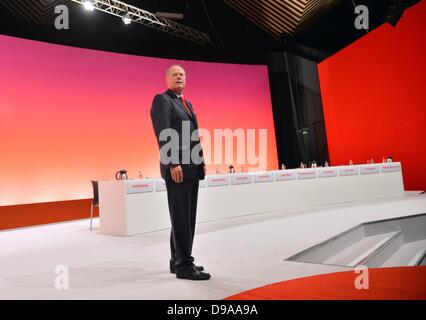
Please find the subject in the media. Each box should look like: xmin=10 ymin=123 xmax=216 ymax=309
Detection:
xmin=318 ymin=2 xmax=426 ymax=190
xmin=0 ymin=199 xmax=97 ymax=231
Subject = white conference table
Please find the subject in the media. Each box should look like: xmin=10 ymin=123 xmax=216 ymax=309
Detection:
xmin=98 ymin=162 xmax=404 ymax=236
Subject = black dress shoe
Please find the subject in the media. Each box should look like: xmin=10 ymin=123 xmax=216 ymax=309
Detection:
xmin=170 ymin=265 xmax=204 ymax=274
xmin=176 ymin=266 xmax=211 ymax=281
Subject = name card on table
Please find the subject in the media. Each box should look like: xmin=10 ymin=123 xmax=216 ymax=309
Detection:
xmin=253 ymin=172 xmax=274 ymax=183
xmin=126 ymin=179 xmax=154 ymax=194
xmin=381 ymin=162 xmax=401 ymax=173
xmin=360 ymin=164 xmax=380 ymax=175
xmin=318 ymin=167 xmax=338 ymax=178
xmin=275 ymin=170 xmax=297 ymax=181
xmin=297 ymin=169 xmax=317 ymax=180
xmin=339 ymin=166 xmax=359 ymax=176
xmin=206 ymin=175 xmax=230 ymax=187
xmin=155 ymin=179 xmax=166 ymax=192
xmin=230 ymin=173 xmax=253 ymax=185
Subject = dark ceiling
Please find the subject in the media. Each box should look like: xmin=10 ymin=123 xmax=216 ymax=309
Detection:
xmin=0 ymin=0 xmax=421 ymax=63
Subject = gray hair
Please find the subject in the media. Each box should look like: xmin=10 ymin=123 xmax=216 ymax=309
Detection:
xmin=166 ymin=64 xmax=186 ymax=77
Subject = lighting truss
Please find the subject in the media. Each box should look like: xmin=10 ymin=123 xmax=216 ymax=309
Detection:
xmin=71 ymin=0 xmax=212 ymax=45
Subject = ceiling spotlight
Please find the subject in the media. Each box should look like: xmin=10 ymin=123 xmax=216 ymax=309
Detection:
xmin=122 ymin=13 xmax=132 ymax=25
xmin=83 ymin=0 xmax=95 ymax=11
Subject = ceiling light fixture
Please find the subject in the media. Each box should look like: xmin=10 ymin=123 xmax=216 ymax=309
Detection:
xmin=71 ymin=0 xmax=212 ymax=45
xmin=122 ymin=12 xmax=131 ymax=24
xmin=83 ymin=0 xmax=95 ymax=11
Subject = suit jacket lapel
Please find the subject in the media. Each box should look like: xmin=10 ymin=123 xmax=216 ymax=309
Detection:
xmin=166 ymin=90 xmax=195 ymax=121
xmin=186 ymin=100 xmax=198 ymax=126
xmin=178 ymin=97 xmax=195 ymax=120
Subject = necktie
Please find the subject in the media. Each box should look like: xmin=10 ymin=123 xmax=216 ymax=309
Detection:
xmin=179 ymin=96 xmax=192 ymax=116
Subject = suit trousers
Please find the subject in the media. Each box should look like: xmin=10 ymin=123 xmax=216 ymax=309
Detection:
xmin=165 ymin=179 xmax=199 ymax=272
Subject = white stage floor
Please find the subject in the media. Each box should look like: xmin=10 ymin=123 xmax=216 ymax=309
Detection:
xmin=1 ymin=192 xmax=425 ymax=300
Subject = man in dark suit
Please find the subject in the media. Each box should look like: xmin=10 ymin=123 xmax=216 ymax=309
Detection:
xmin=150 ymin=65 xmax=211 ymax=280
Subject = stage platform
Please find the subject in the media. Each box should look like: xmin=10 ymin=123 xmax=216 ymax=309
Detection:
xmin=0 ymin=192 xmax=425 ymax=299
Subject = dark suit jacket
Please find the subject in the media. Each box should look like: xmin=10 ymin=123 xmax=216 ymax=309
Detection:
xmin=150 ymin=89 xmax=205 ymax=180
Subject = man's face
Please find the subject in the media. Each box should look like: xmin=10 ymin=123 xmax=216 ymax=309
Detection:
xmin=166 ymin=66 xmax=186 ymax=94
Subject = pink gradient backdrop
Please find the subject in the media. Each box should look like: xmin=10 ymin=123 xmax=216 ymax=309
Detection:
xmin=0 ymin=35 xmax=278 ymax=206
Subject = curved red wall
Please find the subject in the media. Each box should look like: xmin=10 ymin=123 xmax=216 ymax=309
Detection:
xmin=0 ymin=35 xmax=277 ymax=207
